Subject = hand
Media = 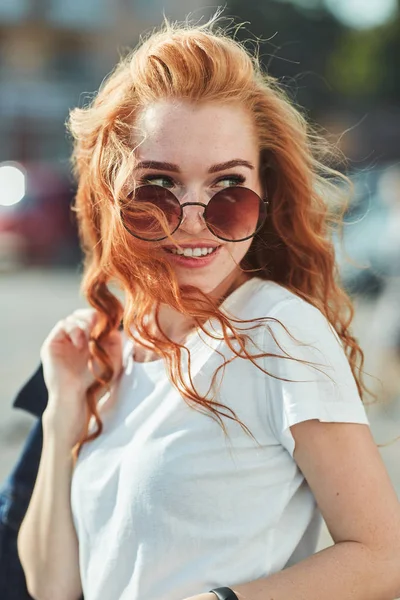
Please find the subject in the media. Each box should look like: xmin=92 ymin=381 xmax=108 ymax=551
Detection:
xmin=41 ymin=308 xmax=123 ymax=448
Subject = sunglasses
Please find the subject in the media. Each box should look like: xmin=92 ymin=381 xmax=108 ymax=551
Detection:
xmin=120 ymin=184 xmax=269 ymax=243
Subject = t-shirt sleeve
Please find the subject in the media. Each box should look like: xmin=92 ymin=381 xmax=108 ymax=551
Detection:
xmin=261 ymin=298 xmax=370 ymax=457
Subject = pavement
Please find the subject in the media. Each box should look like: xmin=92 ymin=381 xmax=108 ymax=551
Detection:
xmin=0 ymin=268 xmax=399 ymax=553
xmin=0 ymin=268 xmax=87 ymax=484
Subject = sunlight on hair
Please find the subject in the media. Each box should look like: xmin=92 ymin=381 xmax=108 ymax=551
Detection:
xmin=66 ymin=10 xmax=370 ymax=454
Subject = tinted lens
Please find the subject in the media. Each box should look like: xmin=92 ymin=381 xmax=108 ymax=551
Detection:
xmin=205 ymin=187 xmax=267 ymax=242
xmin=121 ymin=185 xmax=181 ymax=241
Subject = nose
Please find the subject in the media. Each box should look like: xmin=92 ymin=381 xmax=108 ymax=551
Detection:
xmin=179 ymin=202 xmax=207 ymax=235
xmin=178 ymin=187 xmax=209 ymax=235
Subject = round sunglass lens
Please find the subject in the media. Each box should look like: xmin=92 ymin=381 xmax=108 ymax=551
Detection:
xmin=121 ymin=185 xmax=181 ymax=241
xmin=205 ymin=187 xmax=267 ymax=242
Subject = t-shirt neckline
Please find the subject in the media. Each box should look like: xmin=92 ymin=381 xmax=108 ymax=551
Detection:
xmin=126 ymin=276 xmax=267 ymax=373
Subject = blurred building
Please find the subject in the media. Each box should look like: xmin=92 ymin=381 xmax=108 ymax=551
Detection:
xmin=0 ymin=0 xmax=209 ymax=163
xmin=0 ymin=0 xmax=211 ymax=268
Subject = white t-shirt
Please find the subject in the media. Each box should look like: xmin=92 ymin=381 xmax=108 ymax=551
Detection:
xmin=70 ymin=277 xmax=369 ymax=600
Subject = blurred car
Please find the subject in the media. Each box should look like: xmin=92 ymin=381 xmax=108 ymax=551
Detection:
xmin=0 ymin=161 xmax=81 ymax=269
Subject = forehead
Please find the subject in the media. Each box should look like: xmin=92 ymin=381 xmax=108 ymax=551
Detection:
xmin=134 ymin=100 xmax=259 ymax=168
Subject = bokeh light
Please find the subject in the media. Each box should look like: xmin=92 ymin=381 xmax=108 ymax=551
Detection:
xmin=325 ymin=0 xmax=398 ymax=29
xmin=0 ymin=163 xmax=26 ymax=207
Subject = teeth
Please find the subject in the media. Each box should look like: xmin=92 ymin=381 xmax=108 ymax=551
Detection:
xmin=169 ymin=247 xmax=217 ymax=257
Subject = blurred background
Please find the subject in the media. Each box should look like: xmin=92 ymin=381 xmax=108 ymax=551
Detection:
xmin=1 ymin=0 xmax=399 ymax=553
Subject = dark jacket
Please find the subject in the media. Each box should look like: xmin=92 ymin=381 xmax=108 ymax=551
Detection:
xmin=0 ymin=366 xmax=80 ymax=599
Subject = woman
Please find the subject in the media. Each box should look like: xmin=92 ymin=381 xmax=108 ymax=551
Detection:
xmin=17 ymin=15 xmax=400 ymax=600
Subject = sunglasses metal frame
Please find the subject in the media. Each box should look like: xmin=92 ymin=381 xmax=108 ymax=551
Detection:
xmin=121 ymin=184 xmax=269 ymax=243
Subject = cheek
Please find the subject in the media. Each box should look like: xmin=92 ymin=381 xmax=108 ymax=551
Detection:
xmin=224 ymin=240 xmax=252 ymax=263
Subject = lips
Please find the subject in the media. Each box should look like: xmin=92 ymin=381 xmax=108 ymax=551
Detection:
xmin=161 ymin=242 xmax=220 ymax=250
xmin=164 ymin=247 xmax=218 ymax=258
xmin=161 ymin=241 xmax=221 ymax=258
xmin=160 ymin=245 xmax=222 ymax=268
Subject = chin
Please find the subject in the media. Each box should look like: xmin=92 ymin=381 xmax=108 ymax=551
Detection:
xmin=176 ymin=274 xmax=219 ymax=294
xmin=175 ymin=267 xmax=242 ymax=297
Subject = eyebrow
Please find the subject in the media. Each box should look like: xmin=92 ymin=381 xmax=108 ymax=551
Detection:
xmin=135 ymin=159 xmax=255 ymax=173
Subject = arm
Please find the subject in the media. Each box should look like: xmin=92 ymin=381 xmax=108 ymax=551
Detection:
xmin=17 ymin=308 xmax=123 ymax=600
xmin=187 ymin=421 xmax=400 ymax=600
xmin=228 ymin=300 xmax=400 ymax=599
xmin=232 ymin=420 xmax=400 ymax=600
xmin=18 ymin=404 xmax=83 ymax=600
xmin=188 ymin=298 xmax=400 ymax=600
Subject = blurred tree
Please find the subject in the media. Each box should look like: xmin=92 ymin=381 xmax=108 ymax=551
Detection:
xmin=327 ymin=28 xmax=387 ymax=102
xmin=227 ymin=0 xmax=400 ymax=162
xmin=227 ymin=0 xmax=342 ymax=115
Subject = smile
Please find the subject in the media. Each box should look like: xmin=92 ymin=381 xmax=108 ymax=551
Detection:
xmin=164 ymin=246 xmax=218 ymax=257
xmin=161 ymin=245 xmax=222 ymax=268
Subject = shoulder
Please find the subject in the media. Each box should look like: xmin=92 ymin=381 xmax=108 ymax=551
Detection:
xmin=241 ymin=278 xmax=332 ymax=333
xmin=225 ymin=277 xmax=299 ymax=320
xmin=242 ymin=282 xmax=348 ymax=375
xmin=226 ymin=278 xmax=339 ymax=353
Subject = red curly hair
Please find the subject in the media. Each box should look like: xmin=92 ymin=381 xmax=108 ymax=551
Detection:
xmin=67 ymin=14 xmax=366 ymax=455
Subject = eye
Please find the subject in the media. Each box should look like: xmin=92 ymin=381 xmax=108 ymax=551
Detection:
xmin=214 ymin=174 xmax=246 ymax=188
xmin=138 ymin=175 xmax=175 ymax=188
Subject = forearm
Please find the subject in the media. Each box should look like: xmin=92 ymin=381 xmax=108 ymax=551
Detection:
xmin=230 ymin=541 xmax=400 ymax=600
xmin=18 ymin=410 xmax=82 ymax=600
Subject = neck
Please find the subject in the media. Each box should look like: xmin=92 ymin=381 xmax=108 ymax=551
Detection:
xmin=133 ymin=270 xmax=251 ymax=362
xmin=157 ymin=270 xmax=250 ymax=342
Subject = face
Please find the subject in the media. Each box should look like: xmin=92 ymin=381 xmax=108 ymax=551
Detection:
xmin=132 ymin=100 xmax=262 ymax=296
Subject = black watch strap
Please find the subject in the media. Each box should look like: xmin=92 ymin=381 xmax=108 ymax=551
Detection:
xmin=209 ymin=587 xmax=239 ymax=600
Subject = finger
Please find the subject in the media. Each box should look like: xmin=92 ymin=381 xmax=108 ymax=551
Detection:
xmin=72 ymin=307 xmax=96 ymax=318
xmin=72 ymin=308 xmax=98 ymax=326
xmin=63 ymin=323 xmax=88 ymax=349
xmin=65 ymin=309 xmax=97 ymax=334
xmin=45 ymin=319 xmax=70 ymax=343
xmin=64 ymin=316 xmax=93 ymax=341
xmin=41 ymin=320 xmax=71 ymax=357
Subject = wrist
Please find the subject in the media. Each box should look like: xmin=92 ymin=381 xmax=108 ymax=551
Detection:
xmin=208 ymin=588 xmax=239 ymax=600
xmin=42 ymin=403 xmax=86 ymax=451
xmin=46 ymin=388 xmax=87 ymax=404
xmin=41 ymin=424 xmax=76 ymax=463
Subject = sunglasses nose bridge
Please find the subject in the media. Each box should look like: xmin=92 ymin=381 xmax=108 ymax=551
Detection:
xmin=180 ymin=202 xmax=207 ymax=228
